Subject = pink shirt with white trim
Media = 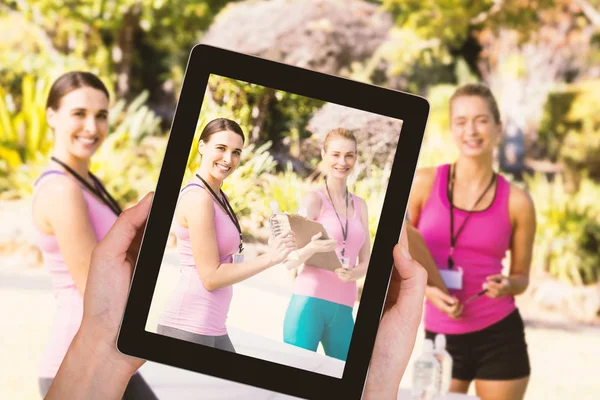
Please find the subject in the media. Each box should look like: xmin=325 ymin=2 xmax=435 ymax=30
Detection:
xmin=158 ymin=183 xmax=240 ymax=336
xmin=292 ymin=190 xmax=366 ymax=308
xmin=34 ymin=170 xmax=117 ymax=378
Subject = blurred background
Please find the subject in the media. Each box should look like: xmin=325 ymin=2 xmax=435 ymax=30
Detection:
xmin=1 ymin=0 xmax=600 ymax=399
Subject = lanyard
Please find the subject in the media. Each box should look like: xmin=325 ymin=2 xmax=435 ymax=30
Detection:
xmin=50 ymin=156 xmax=122 ymax=216
xmin=196 ymin=174 xmax=244 ymax=253
xmin=325 ymin=178 xmax=349 ymax=258
xmin=447 ymin=163 xmax=496 ymax=269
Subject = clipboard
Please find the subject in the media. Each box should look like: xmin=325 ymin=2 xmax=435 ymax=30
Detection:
xmin=274 ymin=213 xmax=342 ymax=271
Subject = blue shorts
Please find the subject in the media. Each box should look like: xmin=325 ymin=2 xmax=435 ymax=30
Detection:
xmin=283 ymin=294 xmax=354 ymax=361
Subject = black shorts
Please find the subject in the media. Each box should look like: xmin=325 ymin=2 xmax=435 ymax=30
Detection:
xmin=425 ymin=309 xmax=531 ymax=381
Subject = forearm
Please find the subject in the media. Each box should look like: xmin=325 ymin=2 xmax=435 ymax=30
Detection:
xmin=46 ymin=328 xmax=133 ymax=400
xmin=351 ymin=261 xmax=368 ymax=280
xmin=508 ymin=274 xmax=529 ymax=296
xmin=363 ymin=308 xmax=418 ymax=400
xmin=200 ymin=254 xmax=275 ymax=291
xmin=66 ymin=257 xmax=94 ymax=296
xmin=275 ymin=244 xmax=315 ymax=270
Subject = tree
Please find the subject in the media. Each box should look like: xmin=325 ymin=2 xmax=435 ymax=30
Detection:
xmin=6 ymin=0 xmax=235 ymax=101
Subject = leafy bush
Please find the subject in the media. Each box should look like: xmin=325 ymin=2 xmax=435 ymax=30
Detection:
xmin=527 ymin=173 xmax=600 ymax=285
xmin=537 ymin=80 xmax=600 ymax=190
xmin=0 ymin=75 xmax=53 ymax=199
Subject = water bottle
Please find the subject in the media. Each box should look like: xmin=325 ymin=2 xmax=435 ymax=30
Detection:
xmin=411 ymin=339 xmax=440 ymax=400
xmin=269 ymin=201 xmax=299 ymax=266
xmin=434 ymin=334 xmax=453 ymax=397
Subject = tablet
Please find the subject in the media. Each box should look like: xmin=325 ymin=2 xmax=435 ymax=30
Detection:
xmin=117 ymin=44 xmax=428 ymax=400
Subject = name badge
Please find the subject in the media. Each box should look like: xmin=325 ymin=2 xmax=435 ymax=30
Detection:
xmin=233 ymin=253 xmax=244 ymax=264
xmin=340 ymin=256 xmax=350 ymax=268
xmin=439 ymin=268 xmax=463 ymax=290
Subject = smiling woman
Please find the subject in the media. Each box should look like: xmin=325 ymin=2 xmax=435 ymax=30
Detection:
xmin=31 ymin=71 xmax=157 ymax=398
xmin=156 ymin=118 xmax=305 ymax=350
xmin=282 ymin=128 xmax=371 ymax=362
xmin=407 ymin=84 xmax=536 ymax=400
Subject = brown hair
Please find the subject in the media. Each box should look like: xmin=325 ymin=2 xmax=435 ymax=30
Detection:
xmin=199 ymin=118 xmax=245 ymax=144
xmin=323 ymin=128 xmax=357 ymax=152
xmin=449 ymin=83 xmax=501 ymax=124
xmin=46 ymin=71 xmax=110 ymax=111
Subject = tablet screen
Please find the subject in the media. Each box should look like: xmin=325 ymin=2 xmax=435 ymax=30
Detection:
xmin=145 ymin=73 xmax=402 ymax=379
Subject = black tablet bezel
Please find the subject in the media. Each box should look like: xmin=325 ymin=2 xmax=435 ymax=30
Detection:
xmin=117 ymin=44 xmax=429 ymax=400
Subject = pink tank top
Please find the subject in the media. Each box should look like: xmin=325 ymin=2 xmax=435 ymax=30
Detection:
xmin=33 ymin=170 xmax=118 ymax=378
xmin=292 ymin=190 xmax=366 ymax=308
xmin=158 ymin=183 xmax=240 ymax=336
xmin=417 ymin=164 xmax=515 ymax=334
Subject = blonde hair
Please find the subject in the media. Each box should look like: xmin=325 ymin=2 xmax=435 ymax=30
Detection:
xmin=323 ymin=128 xmax=357 ymax=152
xmin=449 ymin=83 xmax=501 ymax=124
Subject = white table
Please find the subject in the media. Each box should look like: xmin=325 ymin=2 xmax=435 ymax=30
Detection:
xmin=397 ymin=389 xmax=480 ymax=400
xmin=139 ymin=327 xmax=480 ymax=399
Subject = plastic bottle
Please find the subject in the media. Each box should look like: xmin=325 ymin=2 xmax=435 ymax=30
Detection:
xmin=269 ymin=201 xmax=299 ymax=266
xmin=434 ymin=334 xmax=453 ymax=397
xmin=411 ymin=339 xmax=441 ymax=400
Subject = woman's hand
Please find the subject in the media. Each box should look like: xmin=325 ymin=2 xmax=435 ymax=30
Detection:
xmin=305 ymin=232 xmax=337 ymax=253
xmin=363 ymin=224 xmax=428 ymax=399
xmin=46 ymin=192 xmax=154 ymax=400
xmin=425 ymin=286 xmax=463 ymax=319
xmin=266 ymin=232 xmax=297 ymax=265
xmin=483 ymin=274 xmax=512 ymax=298
xmin=334 ymin=266 xmax=359 ymax=282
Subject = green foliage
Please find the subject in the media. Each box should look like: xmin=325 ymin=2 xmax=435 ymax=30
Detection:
xmin=191 ymin=75 xmax=324 ymax=163
xmin=0 ymin=75 xmax=53 ymax=198
xmin=352 ymin=166 xmax=390 ymax=248
xmin=537 ymin=80 xmax=600 ymax=189
xmin=262 ymin=162 xmax=311 ymax=217
xmin=527 ymin=173 xmax=600 ymax=285
xmin=379 ymin=0 xmax=493 ymax=47
xmin=416 ymin=84 xmax=458 ymax=168
xmin=372 ymin=0 xmax=558 ymax=92
xmin=91 ymin=91 xmax=164 ymax=205
xmin=7 ymin=0 xmax=235 ymax=98
xmin=0 ymin=75 xmax=52 ymax=167
xmin=379 ymin=0 xmax=556 ymax=46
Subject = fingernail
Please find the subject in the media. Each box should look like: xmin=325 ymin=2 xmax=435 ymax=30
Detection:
xmin=142 ymin=191 xmax=154 ymax=203
xmin=400 ymin=246 xmax=412 ymax=261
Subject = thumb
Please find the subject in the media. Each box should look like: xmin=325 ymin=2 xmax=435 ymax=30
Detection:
xmin=392 ymin=243 xmax=427 ymax=285
xmin=311 ymin=232 xmax=323 ymax=241
xmin=440 ymin=293 xmax=457 ymax=306
xmin=95 ymin=192 xmax=154 ymax=257
xmin=398 ymin=223 xmax=410 ymax=255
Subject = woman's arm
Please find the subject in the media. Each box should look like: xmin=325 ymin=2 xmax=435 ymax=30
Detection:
xmin=406 ymin=168 xmax=449 ymax=293
xmin=182 ymin=189 xmax=294 ymax=291
xmin=407 ymin=167 xmax=436 ymax=228
xmin=406 ymin=225 xmax=449 ymax=295
xmin=273 ymin=191 xmax=328 ymax=270
xmin=485 ymin=185 xmax=536 ymax=297
xmin=37 ymin=177 xmax=99 ymax=295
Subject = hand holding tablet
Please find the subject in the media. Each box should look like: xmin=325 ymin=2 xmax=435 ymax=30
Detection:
xmin=113 ymin=45 xmax=428 ymax=399
xmin=45 ymin=197 xmax=427 ymax=400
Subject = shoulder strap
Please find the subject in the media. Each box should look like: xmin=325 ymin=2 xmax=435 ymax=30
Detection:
xmin=179 ymin=183 xmax=205 ymax=197
xmin=351 ymin=193 xmax=361 ymax=219
xmin=314 ymin=189 xmax=330 ymax=208
xmin=34 ymin=170 xmax=68 ymax=187
xmin=180 ymin=183 xmax=203 ymax=192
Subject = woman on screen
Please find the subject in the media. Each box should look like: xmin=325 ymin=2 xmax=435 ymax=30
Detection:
xmin=282 ymin=128 xmax=371 ymax=361
xmin=32 ymin=71 xmax=156 ymax=398
xmin=408 ymin=84 xmax=535 ymax=400
xmin=156 ymin=118 xmax=335 ymax=352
